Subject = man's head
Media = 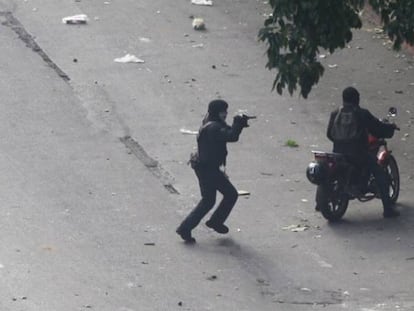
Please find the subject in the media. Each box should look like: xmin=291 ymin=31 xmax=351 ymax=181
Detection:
xmin=208 ymin=99 xmax=228 ymax=121
xmin=342 ymin=87 xmax=360 ymax=107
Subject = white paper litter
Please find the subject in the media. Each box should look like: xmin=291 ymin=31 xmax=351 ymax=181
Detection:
xmin=114 ymin=54 xmax=145 ymax=64
xmin=62 ymin=14 xmax=88 ymax=24
xmin=282 ymin=224 xmax=309 ymax=232
xmin=180 ymin=128 xmax=198 ymax=135
xmin=139 ymin=37 xmax=151 ymax=43
xmin=192 ymin=18 xmax=206 ymax=30
xmin=237 ymin=190 xmax=250 ymax=196
xmin=191 ymin=0 xmax=213 ymax=5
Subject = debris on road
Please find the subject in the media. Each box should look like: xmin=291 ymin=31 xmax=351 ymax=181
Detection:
xmin=282 ymin=224 xmax=309 ymax=232
xmin=62 ymin=14 xmax=89 ymax=24
xmin=192 ymin=18 xmax=206 ymax=30
xmin=114 ymin=54 xmax=145 ymax=64
xmin=328 ymin=64 xmax=338 ymax=68
xmin=191 ymin=0 xmax=213 ymax=6
xmin=237 ymin=190 xmax=250 ymax=196
xmin=180 ymin=128 xmax=198 ymax=135
xmin=144 ymin=242 xmax=155 ymax=246
xmin=300 ymin=287 xmax=312 ymax=292
xmin=301 ymin=198 xmax=308 ymax=203
xmin=207 ymin=275 xmax=217 ymax=281
xmin=192 ymin=43 xmax=204 ymax=48
xmin=139 ymin=37 xmax=151 ymax=43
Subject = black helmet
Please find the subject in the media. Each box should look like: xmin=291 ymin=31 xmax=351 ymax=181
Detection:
xmin=306 ymin=161 xmax=327 ymax=185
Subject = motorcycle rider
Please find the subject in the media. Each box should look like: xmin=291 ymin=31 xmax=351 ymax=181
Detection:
xmin=317 ymin=86 xmax=399 ymax=218
xmin=176 ymin=99 xmax=250 ymax=243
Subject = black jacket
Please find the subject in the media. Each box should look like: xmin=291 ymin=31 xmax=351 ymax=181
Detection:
xmin=197 ymin=119 xmax=243 ymax=168
xmin=327 ymin=106 xmax=395 ymax=156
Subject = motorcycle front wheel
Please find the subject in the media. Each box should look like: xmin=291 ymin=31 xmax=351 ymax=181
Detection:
xmin=385 ymin=155 xmax=400 ymax=204
xmin=317 ymin=181 xmax=349 ymax=222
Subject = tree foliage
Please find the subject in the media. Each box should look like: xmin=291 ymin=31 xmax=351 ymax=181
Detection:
xmin=258 ymin=0 xmax=414 ymax=98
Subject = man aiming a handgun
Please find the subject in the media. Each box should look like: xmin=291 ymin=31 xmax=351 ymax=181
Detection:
xmin=176 ymin=99 xmax=253 ymax=243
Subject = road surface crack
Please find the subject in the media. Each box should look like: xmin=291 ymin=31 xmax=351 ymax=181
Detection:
xmin=0 ymin=11 xmax=70 ymax=81
xmin=120 ymin=136 xmax=179 ymax=195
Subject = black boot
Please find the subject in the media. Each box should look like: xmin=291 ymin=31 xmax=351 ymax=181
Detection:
xmin=176 ymin=226 xmax=196 ymax=243
xmin=205 ymin=220 xmax=229 ymax=234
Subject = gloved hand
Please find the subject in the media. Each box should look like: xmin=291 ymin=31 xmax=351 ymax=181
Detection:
xmin=233 ymin=115 xmax=249 ymax=128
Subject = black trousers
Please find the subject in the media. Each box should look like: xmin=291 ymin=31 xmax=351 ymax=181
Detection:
xmin=179 ymin=166 xmax=238 ymax=231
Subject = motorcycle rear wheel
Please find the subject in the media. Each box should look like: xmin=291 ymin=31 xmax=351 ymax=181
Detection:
xmin=385 ymin=155 xmax=400 ymax=204
xmin=317 ymin=182 xmax=349 ymax=222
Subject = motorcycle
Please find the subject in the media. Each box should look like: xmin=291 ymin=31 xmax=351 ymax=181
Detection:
xmin=306 ymin=107 xmax=400 ymax=221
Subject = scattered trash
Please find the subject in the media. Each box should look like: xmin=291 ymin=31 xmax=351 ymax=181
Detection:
xmin=139 ymin=37 xmax=151 ymax=43
xmin=260 ymin=172 xmax=273 ymax=176
xmin=328 ymin=64 xmax=338 ymax=68
xmin=282 ymin=224 xmax=309 ymax=232
xmin=237 ymin=190 xmax=250 ymax=196
xmin=180 ymin=128 xmax=198 ymax=135
xmin=62 ymin=14 xmax=88 ymax=24
xmin=343 ymin=291 xmax=350 ymax=296
xmin=0 ymin=263 xmax=4 ymax=269
xmin=73 ymin=58 xmax=78 ymax=63
xmin=395 ymin=90 xmax=404 ymax=94
xmin=405 ymin=257 xmax=414 ymax=260
xmin=144 ymin=243 xmax=155 ymax=246
xmin=319 ymin=54 xmax=327 ymax=59
xmin=191 ymin=0 xmax=213 ymax=5
xmin=141 ymin=261 xmax=149 ymax=264
xmin=256 ymin=278 xmax=269 ymax=285
xmin=178 ymin=301 xmax=183 ymax=306
xmin=192 ymin=18 xmax=206 ymax=30
xmin=114 ymin=54 xmax=145 ymax=63
xmin=207 ymin=275 xmax=217 ymax=281
xmin=212 ymin=65 xmax=216 ymax=69
xmin=301 ymin=199 xmax=308 ymax=203
xmin=300 ymin=287 xmax=312 ymax=292
xmin=237 ymin=228 xmax=241 ymax=232
xmin=191 ymin=43 xmax=204 ymax=48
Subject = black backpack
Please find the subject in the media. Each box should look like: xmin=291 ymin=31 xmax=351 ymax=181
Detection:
xmin=330 ymin=107 xmax=363 ymax=142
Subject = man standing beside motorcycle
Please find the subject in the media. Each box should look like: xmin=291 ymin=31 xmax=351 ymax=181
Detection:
xmin=317 ymin=86 xmax=400 ymax=218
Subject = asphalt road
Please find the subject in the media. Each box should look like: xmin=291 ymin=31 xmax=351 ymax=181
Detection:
xmin=0 ymin=1 xmax=414 ymax=310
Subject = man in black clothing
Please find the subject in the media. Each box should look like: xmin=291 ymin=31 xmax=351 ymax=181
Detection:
xmin=176 ymin=99 xmax=249 ymax=243
xmin=318 ymin=87 xmax=399 ymax=218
